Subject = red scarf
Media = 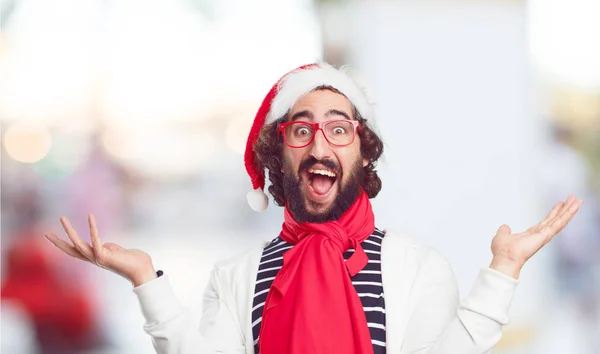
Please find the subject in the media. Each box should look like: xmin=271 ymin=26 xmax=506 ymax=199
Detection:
xmin=258 ymin=190 xmax=376 ymax=354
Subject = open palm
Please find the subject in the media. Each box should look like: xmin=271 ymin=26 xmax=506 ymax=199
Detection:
xmin=45 ymin=215 xmax=156 ymax=286
xmin=491 ymin=195 xmax=583 ymax=269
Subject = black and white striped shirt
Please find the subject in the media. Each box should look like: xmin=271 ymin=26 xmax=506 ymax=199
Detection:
xmin=251 ymin=228 xmax=386 ymax=353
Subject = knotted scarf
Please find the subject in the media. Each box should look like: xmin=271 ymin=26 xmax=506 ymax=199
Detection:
xmin=258 ymin=190 xmax=376 ymax=354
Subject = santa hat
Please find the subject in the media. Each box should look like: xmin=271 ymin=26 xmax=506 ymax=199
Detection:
xmin=244 ymin=62 xmax=374 ymax=211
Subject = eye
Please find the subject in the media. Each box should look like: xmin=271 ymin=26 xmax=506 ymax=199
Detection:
xmin=332 ymin=126 xmax=346 ymax=135
xmin=295 ymin=127 xmax=311 ymax=136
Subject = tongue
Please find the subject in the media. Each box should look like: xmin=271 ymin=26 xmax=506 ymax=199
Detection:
xmin=312 ymin=175 xmax=334 ymax=195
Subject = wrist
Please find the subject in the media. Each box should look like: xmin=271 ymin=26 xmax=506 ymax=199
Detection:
xmin=489 ymin=257 xmax=522 ymax=280
xmin=131 ymin=266 xmax=158 ymax=287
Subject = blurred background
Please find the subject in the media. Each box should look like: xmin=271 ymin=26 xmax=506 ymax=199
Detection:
xmin=0 ymin=0 xmax=598 ymax=353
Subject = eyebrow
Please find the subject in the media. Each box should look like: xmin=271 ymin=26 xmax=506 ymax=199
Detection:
xmin=290 ymin=109 xmax=351 ymax=121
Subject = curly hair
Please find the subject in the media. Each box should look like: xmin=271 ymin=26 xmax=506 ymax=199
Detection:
xmin=253 ymin=87 xmax=384 ymax=207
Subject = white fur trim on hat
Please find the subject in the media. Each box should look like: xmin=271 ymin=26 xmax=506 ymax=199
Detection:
xmin=265 ymin=63 xmax=374 ymax=124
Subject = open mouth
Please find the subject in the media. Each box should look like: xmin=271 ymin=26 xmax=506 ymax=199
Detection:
xmin=307 ymin=168 xmax=338 ymax=197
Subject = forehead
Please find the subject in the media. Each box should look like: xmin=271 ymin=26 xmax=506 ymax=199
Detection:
xmin=289 ymin=90 xmax=353 ymax=118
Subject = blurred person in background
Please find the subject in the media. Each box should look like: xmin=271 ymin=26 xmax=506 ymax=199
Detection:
xmin=1 ymin=190 xmax=105 ymax=354
xmin=541 ymin=123 xmax=600 ymax=352
xmin=1 ymin=299 xmax=39 ymax=354
xmin=46 ymin=63 xmax=583 ymax=354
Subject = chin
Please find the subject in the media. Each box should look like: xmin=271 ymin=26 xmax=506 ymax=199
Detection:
xmin=295 ymin=193 xmax=345 ymax=223
xmin=304 ymin=200 xmax=335 ymax=217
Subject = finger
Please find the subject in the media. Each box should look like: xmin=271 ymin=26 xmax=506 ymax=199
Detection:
xmin=88 ymin=214 xmax=105 ymax=265
xmin=545 ymin=196 xmax=578 ymax=229
xmin=497 ymin=224 xmax=512 ymax=235
xmin=549 ymin=198 xmax=583 ymax=233
xmin=528 ymin=201 xmax=564 ymax=233
xmin=538 ymin=199 xmax=583 ymax=243
xmin=534 ymin=196 xmax=576 ymax=232
xmin=540 ymin=201 xmax=564 ymax=225
xmin=556 ymin=195 xmax=577 ymax=218
xmin=104 ymin=242 xmax=124 ymax=252
xmin=44 ymin=232 xmax=91 ymax=263
xmin=60 ymin=216 xmax=95 ymax=262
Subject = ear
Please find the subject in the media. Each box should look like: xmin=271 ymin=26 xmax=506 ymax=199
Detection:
xmin=362 ymin=157 xmax=369 ymax=168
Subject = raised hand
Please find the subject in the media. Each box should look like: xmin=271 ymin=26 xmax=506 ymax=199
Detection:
xmin=489 ymin=195 xmax=583 ymax=279
xmin=44 ymin=214 xmax=158 ymax=287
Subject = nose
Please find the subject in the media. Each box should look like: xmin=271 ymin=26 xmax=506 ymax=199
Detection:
xmin=308 ymin=128 xmax=331 ymax=160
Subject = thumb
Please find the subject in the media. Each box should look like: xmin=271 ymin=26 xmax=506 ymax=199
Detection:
xmin=103 ymin=242 xmax=124 ymax=252
xmin=94 ymin=242 xmax=127 ymax=273
xmin=497 ymin=224 xmax=512 ymax=235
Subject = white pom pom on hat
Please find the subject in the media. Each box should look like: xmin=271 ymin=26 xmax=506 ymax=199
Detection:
xmin=246 ymin=188 xmax=269 ymax=212
xmin=243 ymin=62 xmax=374 ymax=211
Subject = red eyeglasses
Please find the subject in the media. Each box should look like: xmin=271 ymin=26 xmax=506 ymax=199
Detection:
xmin=278 ymin=120 xmax=362 ymax=148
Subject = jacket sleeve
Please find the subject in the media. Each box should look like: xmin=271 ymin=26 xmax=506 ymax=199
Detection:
xmin=133 ymin=268 xmax=246 ymax=354
xmin=401 ymin=249 xmax=519 ymax=354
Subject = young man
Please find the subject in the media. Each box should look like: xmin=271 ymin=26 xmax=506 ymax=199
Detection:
xmin=46 ymin=63 xmax=583 ymax=354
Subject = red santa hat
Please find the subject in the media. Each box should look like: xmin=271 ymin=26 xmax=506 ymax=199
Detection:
xmin=244 ymin=62 xmax=374 ymax=211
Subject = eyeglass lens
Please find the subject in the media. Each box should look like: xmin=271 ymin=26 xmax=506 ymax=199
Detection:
xmin=284 ymin=121 xmax=355 ymax=147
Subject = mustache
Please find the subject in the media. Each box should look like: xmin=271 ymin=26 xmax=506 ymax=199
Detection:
xmin=298 ymin=156 xmax=340 ymax=175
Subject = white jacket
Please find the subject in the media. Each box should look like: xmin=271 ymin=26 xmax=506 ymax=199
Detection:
xmin=133 ymin=230 xmax=519 ymax=353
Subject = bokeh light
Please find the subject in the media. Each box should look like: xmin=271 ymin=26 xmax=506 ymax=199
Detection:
xmin=3 ymin=122 xmax=52 ymax=163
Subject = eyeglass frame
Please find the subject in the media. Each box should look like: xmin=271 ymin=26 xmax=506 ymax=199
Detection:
xmin=278 ymin=119 xmax=363 ymax=148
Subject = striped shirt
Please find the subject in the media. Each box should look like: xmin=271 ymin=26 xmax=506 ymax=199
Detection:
xmin=251 ymin=228 xmax=387 ymax=353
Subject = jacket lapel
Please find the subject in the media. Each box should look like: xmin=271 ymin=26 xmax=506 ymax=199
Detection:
xmin=381 ymin=230 xmax=417 ymax=352
xmin=243 ymin=241 xmax=271 ymax=354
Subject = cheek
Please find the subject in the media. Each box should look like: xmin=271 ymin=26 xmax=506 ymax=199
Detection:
xmin=282 ymin=147 xmax=303 ymax=172
xmin=337 ymin=146 xmax=362 ymax=176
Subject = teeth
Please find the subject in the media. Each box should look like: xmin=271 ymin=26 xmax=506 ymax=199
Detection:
xmin=308 ymin=169 xmax=336 ymax=178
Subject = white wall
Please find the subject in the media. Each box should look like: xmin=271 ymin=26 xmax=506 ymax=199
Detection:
xmin=348 ymin=0 xmax=548 ymax=327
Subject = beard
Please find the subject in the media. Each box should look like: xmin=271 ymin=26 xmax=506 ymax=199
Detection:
xmin=282 ymin=156 xmax=365 ymax=223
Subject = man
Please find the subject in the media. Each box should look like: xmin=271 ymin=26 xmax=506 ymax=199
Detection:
xmin=45 ymin=63 xmax=583 ymax=354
